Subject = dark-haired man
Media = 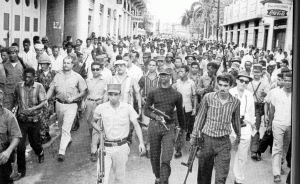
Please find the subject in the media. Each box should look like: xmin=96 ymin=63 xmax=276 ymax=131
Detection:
xmin=19 ymin=39 xmax=37 ymax=70
xmin=14 ymin=67 xmax=47 ymax=179
xmin=50 ymin=46 xmax=64 ymax=72
xmin=191 ymin=73 xmax=241 ymax=184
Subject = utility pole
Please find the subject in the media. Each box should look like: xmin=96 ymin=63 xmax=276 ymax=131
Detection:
xmin=216 ymin=0 xmax=220 ymax=42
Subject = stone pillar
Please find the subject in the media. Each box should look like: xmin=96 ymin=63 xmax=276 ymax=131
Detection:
xmin=264 ymin=17 xmax=274 ymax=51
xmin=77 ymin=0 xmax=89 ymax=40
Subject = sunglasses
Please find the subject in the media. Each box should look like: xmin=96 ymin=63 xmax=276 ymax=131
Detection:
xmin=239 ymin=79 xmax=250 ymax=84
xmin=91 ymin=68 xmax=101 ymax=71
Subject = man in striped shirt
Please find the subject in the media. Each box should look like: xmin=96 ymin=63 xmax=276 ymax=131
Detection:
xmin=190 ymin=73 xmax=241 ymax=184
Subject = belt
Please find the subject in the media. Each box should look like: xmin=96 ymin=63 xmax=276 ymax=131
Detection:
xmin=104 ymin=139 xmax=127 ymax=147
xmin=87 ymin=98 xmax=101 ymax=102
xmin=56 ymin=98 xmax=76 ymax=104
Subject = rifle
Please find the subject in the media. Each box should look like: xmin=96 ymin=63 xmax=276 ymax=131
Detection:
xmin=97 ymin=117 xmax=105 ymax=184
xmin=79 ymin=54 xmax=90 ymax=79
xmin=149 ymin=106 xmax=170 ymax=131
xmin=222 ymin=44 xmax=227 ymax=73
xmin=181 ymin=133 xmax=203 ymax=184
xmin=10 ymin=106 xmax=19 ymax=180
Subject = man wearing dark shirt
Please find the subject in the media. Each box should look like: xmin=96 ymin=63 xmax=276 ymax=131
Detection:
xmin=190 ymin=73 xmax=241 ymax=184
xmin=144 ymin=68 xmax=185 ymax=184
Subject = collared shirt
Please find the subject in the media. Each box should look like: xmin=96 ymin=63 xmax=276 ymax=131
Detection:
xmin=192 ymin=92 xmax=241 ymax=138
xmin=101 ymin=67 xmax=113 ymax=81
xmin=247 ymin=79 xmax=270 ymax=103
xmin=4 ymin=61 xmax=24 ymax=93
xmin=86 ymin=76 xmax=107 ymax=100
xmin=49 ymin=70 xmax=87 ymax=101
xmin=173 ymin=79 xmax=196 ymax=112
xmin=270 ymin=88 xmax=291 ymax=126
xmin=138 ymin=72 xmax=160 ymax=97
xmin=36 ymin=70 xmax=56 ymax=92
xmin=127 ymin=64 xmax=143 ymax=82
xmin=93 ymin=102 xmax=139 ymax=141
xmin=229 ymin=87 xmax=255 ymax=139
xmin=50 ymin=55 xmax=64 ymax=72
xmin=14 ymin=82 xmax=47 ymax=115
xmin=107 ymin=74 xmax=139 ymax=105
xmin=0 ymin=108 xmax=22 ymax=145
xmin=144 ymin=87 xmax=185 ymax=128
xmin=19 ymin=50 xmax=38 ymax=70
xmin=274 ymin=53 xmax=284 ymax=63
xmin=59 ymin=48 xmax=68 ymax=58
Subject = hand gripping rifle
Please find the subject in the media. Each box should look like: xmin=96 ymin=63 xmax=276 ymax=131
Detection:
xmin=97 ymin=117 xmax=105 ymax=184
xmin=181 ymin=132 xmax=203 ymax=184
xmin=149 ymin=106 xmax=170 ymax=131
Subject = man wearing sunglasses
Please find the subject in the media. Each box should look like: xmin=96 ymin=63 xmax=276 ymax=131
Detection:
xmin=83 ymin=61 xmax=108 ymax=162
xmin=229 ymin=70 xmax=255 ymax=184
xmin=247 ymin=64 xmax=270 ymax=161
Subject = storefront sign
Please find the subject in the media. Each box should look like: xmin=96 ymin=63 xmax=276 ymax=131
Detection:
xmin=132 ymin=16 xmax=144 ymax=22
xmin=264 ymin=3 xmax=290 ymax=17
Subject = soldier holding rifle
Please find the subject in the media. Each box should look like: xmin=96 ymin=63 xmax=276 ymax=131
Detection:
xmin=144 ymin=68 xmax=185 ymax=184
xmin=190 ymin=73 xmax=241 ymax=184
xmin=92 ymin=84 xmax=145 ymax=184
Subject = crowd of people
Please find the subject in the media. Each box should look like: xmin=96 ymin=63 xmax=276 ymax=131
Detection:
xmin=0 ymin=33 xmax=292 ymax=184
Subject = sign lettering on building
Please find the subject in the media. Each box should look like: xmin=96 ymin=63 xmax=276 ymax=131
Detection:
xmin=53 ymin=22 xmax=61 ymax=29
xmin=116 ymin=0 xmax=122 ymax=4
xmin=132 ymin=16 xmax=144 ymax=22
xmin=264 ymin=3 xmax=290 ymax=18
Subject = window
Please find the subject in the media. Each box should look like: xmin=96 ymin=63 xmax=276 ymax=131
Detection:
xmin=245 ymin=21 xmax=249 ymax=28
xmin=254 ymin=20 xmax=259 ymax=27
xmin=100 ymin=4 xmax=104 ymax=14
xmin=14 ymin=15 xmax=20 ymax=31
xmin=15 ymin=0 xmax=20 ymax=4
xmin=4 ymin=13 xmax=9 ymax=30
xmin=108 ymin=8 xmax=111 ymax=17
xmin=34 ymin=18 xmax=38 ymax=32
xmin=25 ymin=0 xmax=30 ymax=6
xmin=25 ymin=16 xmax=30 ymax=31
xmin=34 ymin=0 xmax=38 ymax=9
xmin=238 ymin=23 xmax=241 ymax=29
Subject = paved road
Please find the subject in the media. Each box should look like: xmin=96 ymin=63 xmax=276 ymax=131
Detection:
xmin=16 ymin=121 xmax=289 ymax=184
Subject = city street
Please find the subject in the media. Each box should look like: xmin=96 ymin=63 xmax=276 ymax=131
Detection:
xmin=16 ymin=121 xmax=289 ymax=184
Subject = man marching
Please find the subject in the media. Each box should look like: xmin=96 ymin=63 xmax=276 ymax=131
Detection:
xmin=92 ymin=84 xmax=146 ymax=184
xmin=144 ymin=68 xmax=185 ymax=184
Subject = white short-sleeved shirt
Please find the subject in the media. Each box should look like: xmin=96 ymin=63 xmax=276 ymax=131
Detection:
xmin=93 ymin=102 xmax=139 ymax=140
xmin=270 ymin=88 xmax=291 ymax=126
xmin=173 ymin=79 xmax=196 ymax=113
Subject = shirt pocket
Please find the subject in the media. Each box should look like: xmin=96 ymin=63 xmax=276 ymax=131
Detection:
xmin=116 ymin=113 xmax=129 ymax=128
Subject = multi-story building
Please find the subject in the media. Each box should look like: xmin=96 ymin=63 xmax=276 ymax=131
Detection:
xmin=0 ymin=0 xmax=147 ymax=49
xmin=222 ymin=0 xmax=293 ymax=51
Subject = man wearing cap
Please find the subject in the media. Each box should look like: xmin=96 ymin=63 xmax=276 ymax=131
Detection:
xmin=144 ymin=67 xmax=185 ymax=184
xmin=36 ymin=53 xmax=56 ymax=144
xmin=0 ymin=89 xmax=22 ymax=183
xmin=46 ymin=56 xmax=87 ymax=162
xmin=247 ymin=64 xmax=270 ymax=160
xmin=156 ymin=55 xmax=165 ymax=72
xmin=50 ymin=46 xmax=64 ymax=72
xmin=92 ymin=83 xmax=146 ymax=184
xmin=229 ymin=71 xmax=255 ymax=184
xmin=14 ymin=67 xmax=47 ymax=179
xmin=3 ymin=47 xmax=24 ymax=110
xmin=35 ymin=43 xmax=46 ymax=62
xmin=41 ymin=36 xmax=52 ymax=56
xmin=19 ymin=39 xmax=37 ymax=71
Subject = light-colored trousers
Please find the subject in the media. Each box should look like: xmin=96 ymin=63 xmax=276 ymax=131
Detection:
xmin=82 ymin=99 xmax=100 ymax=153
xmin=272 ymin=123 xmax=291 ymax=176
xmin=233 ymin=137 xmax=251 ymax=183
xmin=103 ymin=143 xmax=130 ymax=184
xmin=56 ymin=102 xmax=78 ymax=155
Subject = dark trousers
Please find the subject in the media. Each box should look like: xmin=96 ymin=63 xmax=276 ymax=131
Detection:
xmin=257 ymin=131 xmax=273 ymax=154
xmin=185 ymin=111 xmax=194 ymax=134
xmin=0 ymin=154 xmax=14 ymax=184
xmin=197 ymin=134 xmax=231 ymax=184
xmin=17 ymin=119 xmax=43 ymax=175
xmin=149 ymin=120 xmax=175 ymax=184
xmin=250 ymin=107 xmax=263 ymax=152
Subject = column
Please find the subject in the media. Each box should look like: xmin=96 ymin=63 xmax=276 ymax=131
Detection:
xmin=77 ymin=0 xmax=89 ymax=40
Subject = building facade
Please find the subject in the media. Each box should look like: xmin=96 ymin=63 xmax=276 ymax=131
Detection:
xmin=222 ymin=0 xmax=293 ymax=52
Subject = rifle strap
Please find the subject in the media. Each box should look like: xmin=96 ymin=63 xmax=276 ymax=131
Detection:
xmin=251 ymin=82 xmax=261 ymax=102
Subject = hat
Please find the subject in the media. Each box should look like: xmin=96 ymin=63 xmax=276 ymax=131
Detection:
xmin=143 ymin=52 xmax=151 ymax=58
xmin=268 ymin=60 xmax=277 ymax=66
xmin=107 ymin=84 xmax=121 ymax=93
xmin=166 ymin=52 xmax=174 ymax=58
xmin=237 ymin=70 xmax=253 ymax=82
xmin=231 ymin=56 xmax=241 ymax=63
xmin=156 ymin=55 xmax=165 ymax=61
xmin=114 ymin=60 xmax=127 ymax=65
xmin=185 ymin=55 xmax=196 ymax=60
xmin=159 ymin=68 xmax=172 ymax=75
xmin=8 ymin=46 xmax=16 ymax=53
xmin=38 ymin=53 xmax=51 ymax=64
xmin=41 ymin=36 xmax=49 ymax=42
xmin=34 ymin=44 xmax=44 ymax=50
xmin=253 ymin=64 xmax=263 ymax=71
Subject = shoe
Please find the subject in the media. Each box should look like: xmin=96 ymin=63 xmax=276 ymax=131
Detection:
xmin=57 ymin=154 xmax=65 ymax=162
xmin=11 ymin=172 xmax=25 ymax=181
xmin=251 ymin=152 xmax=257 ymax=160
xmin=91 ymin=153 xmax=97 ymax=162
xmin=38 ymin=151 xmax=44 ymax=163
xmin=174 ymin=151 xmax=182 ymax=158
xmin=256 ymin=153 xmax=261 ymax=161
xmin=155 ymin=178 xmax=160 ymax=184
xmin=71 ymin=123 xmax=80 ymax=131
xmin=186 ymin=133 xmax=191 ymax=141
xmin=234 ymin=180 xmax=242 ymax=184
xmin=274 ymin=175 xmax=281 ymax=182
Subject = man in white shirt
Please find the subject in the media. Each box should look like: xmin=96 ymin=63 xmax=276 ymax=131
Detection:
xmin=50 ymin=46 xmax=64 ymax=72
xmin=274 ymin=48 xmax=284 ymax=64
xmin=200 ymin=50 xmax=215 ymax=76
xmin=124 ymin=53 xmax=143 ymax=82
xmin=94 ymin=55 xmax=112 ymax=81
xmin=19 ymin=39 xmax=37 ymax=70
xmin=230 ymin=71 xmax=255 ymax=184
xmin=268 ymin=72 xmax=292 ymax=183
